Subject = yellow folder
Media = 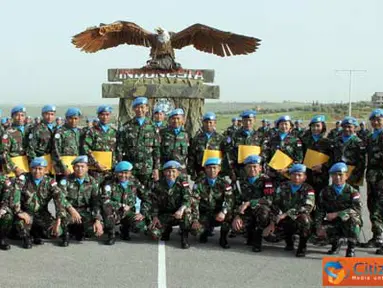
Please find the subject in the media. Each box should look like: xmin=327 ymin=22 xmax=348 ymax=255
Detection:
xmin=6 ymin=156 xmax=30 ymax=177
xmin=303 ymin=149 xmax=330 ymax=169
xmin=268 ymin=150 xmax=293 ymax=170
xmin=90 ymin=151 xmax=112 ymax=170
xmin=58 ymin=156 xmax=78 ymax=174
xmin=202 ymin=150 xmax=223 ymax=167
xmin=237 ymin=145 xmax=261 ymax=164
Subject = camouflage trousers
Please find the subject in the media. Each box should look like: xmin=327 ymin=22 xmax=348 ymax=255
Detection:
xmin=0 ymin=213 xmax=13 ymax=236
xmin=149 ymin=212 xmax=191 ymax=240
xmin=191 ymin=212 xmax=232 ymax=236
xmin=15 ymin=210 xmax=62 ymax=238
xmin=277 ymin=214 xmax=312 ymax=239
xmin=234 ymin=205 xmax=272 ymax=234
xmin=61 ymin=208 xmax=98 ymax=238
xmin=367 ymin=180 xmax=383 ymax=236
xmin=103 ymin=204 xmax=146 ymax=235
xmin=321 ymin=217 xmax=361 ymax=244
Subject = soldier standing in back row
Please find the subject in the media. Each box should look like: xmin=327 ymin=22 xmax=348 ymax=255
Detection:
xmin=357 ymin=121 xmax=370 ymax=144
xmin=327 ymin=120 xmax=342 ymax=140
xmin=223 ymin=117 xmax=241 ymax=138
xmin=152 ymin=106 xmax=167 ymax=133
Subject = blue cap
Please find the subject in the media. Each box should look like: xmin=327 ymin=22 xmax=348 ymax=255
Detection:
xmin=11 ymin=105 xmax=26 ymax=116
xmin=276 ymin=115 xmax=292 ymax=126
xmin=360 ymin=121 xmax=366 ymax=125
xmin=244 ymin=155 xmax=262 ymax=165
xmin=97 ymin=105 xmax=113 ymax=114
xmin=169 ymin=108 xmax=184 ymax=118
xmin=204 ymin=157 xmax=222 ymax=166
xmin=329 ymin=162 xmax=348 ymax=174
xmin=369 ymin=109 xmax=383 ymax=120
xmin=30 ymin=157 xmax=48 ymax=168
xmin=65 ymin=107 xmax=82 ymax=118
xmin=203 ymin=112 xmax=216 ymax=121
xmin=132 ymin=97 xmax=148 ymax=108
xmin=336 ymin=120 xmax=342 ymax=125
xmin=289 ymin=164 xmax=306 ymax=174
xmin=341 ymin=116 xmax=358 ymax=127
xmin=310 ymin=115 xmax=325 ymax=124
xmin=295 ymin=119 xmax=303 ymax=124
xmin=1 ymin=117 xmax=8 ymax=124
xmin=56 ymin=117 xmax=62 ymax=121
xmin=71 ymin=155 xmax=88 ymax=165
xmin=42 ymin=105 xmax=56 ymax=113
xmin=154 ymin=106 xmax=165 ymax=114
xmin=114 ymin=161 xmax=133 ymax=172
xmin=241 ymin=110 xmax=257 ymax=119
xmin=163 ymin=160 xmax=181 ymax=170
xmin=232 ymin=117 xmax=240 ymax=122
xmin=93 ymin=118 xmax=99 ymax=123
xmin=262 ymin=119 xmax=269 ymax=123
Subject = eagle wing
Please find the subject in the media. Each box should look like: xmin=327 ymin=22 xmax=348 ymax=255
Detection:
xmin=72 ymin=21 xmax=155 ymax=53
xmin=171 ymin=23 xmax=261 ymax=57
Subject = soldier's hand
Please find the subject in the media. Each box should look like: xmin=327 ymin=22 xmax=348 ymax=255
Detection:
xmin=325 ymin=212 xmax=338 ymax=221
xmin=18 ymin=212 xmax=31 ymax=225
xmin=239 ymin=202 xmax=250 ymax=214
xmin=123 ymin=205 xmax=131 ymax=212
xmin=276 ymin=213 xmax=287 ymax=224
xmin=14 ymin=167 xmax=24 ymax=177
xmin=152 ymin=169 xmax=159 ymax=181
xmin=215 ymin=212 xmax=226 ymax=222
xmin=68 ymin=207 xmax=82 ymax=223
xmin=134 ymin=213 xmax=145 ymax=222
xmin=277 ymin=168 xmax=288 ymax=175
xmin=150 ymin=216 xmax=161 ymax=229
xmin=232 ymin=216 xmax=243 ymax=232
xmin=51 ymin=218 xmax=61 ymax=237
xmin=262 ymin=222 xmax=275 ymax=237
xmin=316 ymin=226 xmax=327 ymax=238
xmin=64 ymin=169 xmax=71 ymax=176
xmin=0 ymin=209 xmax=6 ymax=217
xmin=95 ymin=162 xmax=107 ymax=172
xmin=191 ymin=221 xmax=201 ymax=231
xmin=173 ymin=209 xmax=183 ymax=220
xmin=93 ymin=220 xmax=104 ymax=237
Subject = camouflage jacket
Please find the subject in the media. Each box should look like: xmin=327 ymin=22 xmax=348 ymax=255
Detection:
xmin=272 ymin=182 xmax=315 ymax=221
xmin=14 ymin=174 xmax=69 ymax=219
xmin=153 ymin=121 xmax=168 ymax=134
xmin=366 ymin=131 xmax=383 ymax=182
xmin=151 ymin=176 xmax=192 ymax=217
xmin=81 ymin=123 xmax=117 ymax=168
xmin=331 ymin=135 xmax=366 ymax=185
xmin=223 ymin=125 xmax=239 ymax=138
xmin=327 ymin=128 xmax=342 ymax=140
xmin=315 ymin=184 xmax=362 ymax=228
xmin=27 ymin=121 xmax=55 ymax=159
xmin=357 ymin=129 xmax=370 ymax=143
xmin=0 ymin=175 xmax=17 ymax=214
xmin=100 ymin=176 xmax=151 ymax=218
xmin=117 ymin=117 xmax=160 ymax=175
xmin=257 ymin=126 xmax=270 ymax=138
xmin=59 ymin=173 xmax=101 ymax=221
xmin=291 ymin=127 xmax=305 ymax=139
xmin=192 ymin=176 xmax=234 ymax=221
xmin=159 ymin=127 xmax=190 ymax=166
xmin=187 ymin=130 xmax=224 ymax=177
xmin=51 ymin=124 xmax=81 ymax=174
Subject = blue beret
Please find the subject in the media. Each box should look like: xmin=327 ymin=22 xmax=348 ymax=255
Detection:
xmin=329 ymin=162 xmax=348 ymax=174
xmin=0 ymin=109 xmax=2 ymax=117
xmin=30 ymin=157 xmax=48 ymax=168
xmin=295 ymin=119 xmax=303 ymax=124
xmin=11 ymin=105 xmax=26 ymax=115
xmin=114 ymin=161 xmax=133 ymax=172
xmin=289 ymin=164 xmax=306 ymax=174
xmin=204 ymin=157 xmax=222 ymax=166
xmin=360 ymin=121 xmax=366 ymax=125
xmin=163 ymin=160 xmax=181 ymax=170
xmin=65 ymin=107 xmax=82 ymax=118
xmin=56 ymin=117 xmax=62 ymax=121
xmin=169 ymin=108 xmax=184 ymax=118
xmin=71 ymin=155 xmax=88 ymax=165
xmin=241 ymin=110 xmax=257 ymax=119
xmin=132 ymin=97 xmax=148 ymax=108
xmin=232 ymin=117 xmax=240 ymax=122
xmin=262 ymin=119 xmax=269 ymax=123
xmin=153 ymin=106 xmax=165 ymax=114
xmin=97 ymin=105 xmax=113 ymax=114
xmin=244 ymin=155 xmax=262 ymax=165
xmin=276 ymin=115 xmax=292 ymax=126
xmin=336 ymin=120 xmax=342 ymax=125
xmin=1 ymin=117 xmax=8 ymax=124
xmin=341 ymin=116 xmax=358 ymax=127
xmin=369 ymin=109 xmax=383 ymax=120
xmin=310 ymin=115 xmax=325 ymax=124
xmin=42 ymin=105 xmax=56 ymax=113
xmin=203 ymin=112 xmax=216 ymax=121
xmin=93 ymin=118 xmax=99 ymax=123
xmin=35 ymin=116 xmax=41 ymax=120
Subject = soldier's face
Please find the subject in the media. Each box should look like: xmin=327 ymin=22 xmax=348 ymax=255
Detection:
xmin=238 ymin=120 xmax=242 ymax=127
xmin=290 ymin=172 xmax=306 ymax=184
xmin=203 ymin=120 xmax=216 ymax=133
xmin=342 ymin=124 xmax=355 ymax=136
xmin=32 ymin=166 xmax=46 ymax=179
xmin=117 ymin=171 xmax=132 ymax=182
xmin=43 ymin=112 xmax=55 ymax=124
xmin=169 ymin=115 xmax=183 ymax=128
xmin=205 ymin=165 xmax=221 ymax=178
xmin=245 ymin=164 xmax=262 ymax=177
xmin=164 ymin=168 xmax=179 ymax=181
xmin=278 ymin=121 xmax=291 ymax=133
xmin=66 ymin=116 xmax=80 ymax=128
xmin=134 ymin=104 xmax=148 ymax=118
xmin=73 ymin=163 xmax=88 ymax=177
xmin=98 ymin=112 xmax=111 ymax=124
xmin=331 ymin=172 xmax=347 ymax=185
xmin=154 ymin=112 xmax=165 ymax=122
xmin=262 ymin=121 xmax=267 ymax=127
xmin=233 ymin=120 xmax=238 ymax=126
xmin=311 ymin=122 xmax=323 ymax=135
xmin=371 ymin=117 xmax=383 ymax=129
xmin=13 ymin=112 xmax=25 ymax=126
xmin=242 ymin=118 xmax=254 ymax=130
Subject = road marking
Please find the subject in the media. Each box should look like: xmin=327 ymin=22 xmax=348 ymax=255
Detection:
xmin=158 ymin=241 xmax=167 ymax=288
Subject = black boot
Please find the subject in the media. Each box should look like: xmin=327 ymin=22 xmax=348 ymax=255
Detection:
xmin=161 ymin=226 xmax=173 ymax=241
xmin=199 ymin=231 xmax=209 ymax=243
xmin=105 ymin=231 xmax=116 ymax=246
xmin=75 ymin=224 xmax=84 ymax=241
xmin=207 ymin=226 xmax=215 ymax=237
xmin=22 ymin=236 xmax=32 ymax=249
xmin=346 ymin=241 xmax=356 ymax=257
xmin=120 ymin=225 xmax=131 ymax=241
xmin=219 ymin=230 xmax=230 ymax=249
xmin=60 ymin=232 xmax=70 ymax=247
xmin=252 ymin=229 xmax=263 ymax=253
xmin=296 ymin=237 xmax=308 ymax=257
xmin=361 ymin=234 xmax=380 ymax=248
xmin=284 ymin=234 xmax=294 ymax=251
xmin=33 ymin=237 xmax=44 ymax=245
xmin=181 ymin=230 xmax=190 ymax=249
xmin=327 ymin=240 xmax=341 ymax=255
xmin=0 ymin=237 xmax=10 ymax=251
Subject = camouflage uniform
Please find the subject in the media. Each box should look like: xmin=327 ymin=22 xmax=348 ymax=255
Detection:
xmin=26 ymin=121 xmax=55 ymax=160
xmin=0 ymin=176 xmax=16 ymax=247
xmin=187 ymin=130 xmax=224 ymax=180
xmin=159 ymin=127 xmax=190 ymax=168
xmin=291 ymin=127 xmax=305 ymax=139
xmin=357 ymin=128 xmax=370 ymax=144
xmin=327 ymin=127 xmax=342 ymax=140
xmin=117 ymin=117 xmax=160 ymax=187
xmin=223 ymin=125 xmax=239 ymax=138
xmin=257 ymin=126 xmax=270 ymax=139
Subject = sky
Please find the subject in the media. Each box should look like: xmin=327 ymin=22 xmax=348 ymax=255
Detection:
xmin=0 ymin=0 xmax=382 ymax=105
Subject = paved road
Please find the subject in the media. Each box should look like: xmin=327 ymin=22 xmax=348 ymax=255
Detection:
xmin=0 ymin=186 xmax=376 ymax=288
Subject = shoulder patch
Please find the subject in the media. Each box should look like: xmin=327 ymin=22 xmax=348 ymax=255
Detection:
xmin=29 ymin=133 xmax=33 ymax=139
xmin=104 ymin=185 xmax=111 ymax=192
xmin=193 ymin=184 xmax=198 ymax=190
xmin=226 ymin=136 xmax=232 ymax=144
xmin=4 ymin=179 xmax=11 ymax=186
xmin=55 ymin=133 xmax=60 ymax=139
xmin=50 ymin=180 xmax=57 ymax=186
xmin=60 ymin=179 xmax=67 ymax=186
xmin=18 ymin=175 xmax=25 ymax=181
xmin=182 ymin=181 xmax=189 ymax=187
xmin=225 ymin=184 xmax=232 ymax=191
xmin=307 ymin=190 xmax=315 ymax=196
xmin=2 ymin=134 xmax=8 ymax=139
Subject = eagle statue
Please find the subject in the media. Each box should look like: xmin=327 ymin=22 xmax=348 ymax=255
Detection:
xmin=72 ymin=21 xmax=261 ymax=70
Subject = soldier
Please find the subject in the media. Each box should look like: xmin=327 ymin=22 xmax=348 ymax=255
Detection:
xmin=0 ymin=175 xmax=17 ymax=250
xmin=149 ymin=160 xmax=193 ymax=249
xmin=315 ymin=163 xmax=361 ymax=257
xmin=223 ymin=117 xmax=241 ymax=138
xmin=188 ymin=112 xmax=224 ymax=180
xmin=331 ymin=116 xmax=365 ymax=189
xmin=55 ymin=116 xmax=64 ymax=129
xmin=291 ymin=119 xmax=305 ymax=138
xmin=327 ymin=120 xmax=342 ymax=140
xmin=265 ymin=164 xmax=315 ymax=257
xmin=14 ymin=157 xmax=68 ymax=248
xmin=52 ymin=108 xmax=82 ymax=178
xmin=82 ymin=105 xmax=117 ymax=183
xmin=257 ymin=119 xmax=270 ymax=138
xmin=191 ymin=157 xmax=234 ymax=249
xmin=101 ymin=161 xmax=150 ymax=245
xmin=357 ymin=121 xmax=370 ymax=144
xmin=153 ymin=106 xmax=167 ymax=132
xmin=1 ymin=117 xmax=9 ymax=130
xmin=25 ymin=116 xmax=33 ymax=128
xmin=230 ymin=155 xmax=275 ymax=252
xmin=27 ymin=104 xmax=57 ymax=160
xmin=159 ymin=108 xmax=190 ymax=169
xmin=34 ymin=116 xmax=41 ymax=126
xmin=58 ymin=155 xmax=103 ymax=247
xmin=2 ymin=105 xmax=31 ymax=176
xmin=117 ymin=97 xmax=160 ymax=188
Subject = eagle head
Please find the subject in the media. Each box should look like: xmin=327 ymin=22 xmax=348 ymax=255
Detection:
xmin=155 ymin=27 xmax=170 ymax=43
